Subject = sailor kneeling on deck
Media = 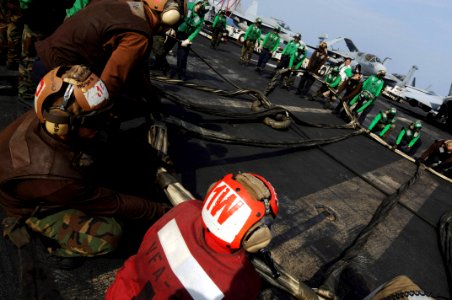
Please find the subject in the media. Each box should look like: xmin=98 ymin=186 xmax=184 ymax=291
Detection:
xmin=0 ymin=65 xmax=170 ymax=258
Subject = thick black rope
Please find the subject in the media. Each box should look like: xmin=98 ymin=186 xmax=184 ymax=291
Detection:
xmin=164 ymin=115 xmax=365 ymax=148
xmin=152 ymin=75 xmax=358 ymax=130
xmin=314 ymin=165 xmax=421 ymax=290
xmin=151 ymin=74 xmax=273 ymax=108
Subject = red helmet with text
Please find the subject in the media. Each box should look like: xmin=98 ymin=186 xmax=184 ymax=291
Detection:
xmin=34 ymin=65 xmax=110 ymax=137
xmin=201 ymin=173 xmax=279 ymax=253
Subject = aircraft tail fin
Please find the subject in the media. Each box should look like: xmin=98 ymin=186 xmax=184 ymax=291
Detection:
xmin=402 ymin=65 xmax=419 ymax=87
xmin=343 ymin=38 xmax=359 ymax=52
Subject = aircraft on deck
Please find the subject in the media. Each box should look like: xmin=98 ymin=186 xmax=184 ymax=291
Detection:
xmin=318 ymin=36 xmax=391 ymax=77
xmin=380 ymin=64 xmax=451 ymax=115
xmin=318 ymin=36 xmax=450 ymax=114
xmin=384 ymin=74 xmax=452 ymax=114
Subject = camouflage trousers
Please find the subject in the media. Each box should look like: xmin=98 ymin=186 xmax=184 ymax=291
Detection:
xmin=240 ymin=40 xmax=256 ymax=64
xmin=19 ymin=24 xmax=44 ymax=102
xmin=210 ymin=28 xmax=223 ymax=49
xmin=0 ymin=0 xmax=23 ymax=67
xmin=26 ymin=209 xmax=123 ymax=257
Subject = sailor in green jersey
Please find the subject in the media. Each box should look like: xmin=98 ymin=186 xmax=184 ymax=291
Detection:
xmin=314 ymin=67 xmax=342 ymax=108
xmin=210 ymin=9 xmax=226 ymax=49
xmin=368 ymin=107 xmax=398 ymax=139
xmin=172 ymin=0 xmax=208 ymax=80
xmin=255 ymin=26 xmax=280 ymax=72
xmin=281 ymin=45 xmax=307 ymax=89
xmin=394 ymin=120 xmax=422 ymax=155
xmin=275 ymin=33 xmax=301 ymax=71
xmin=239 ymin=17 xmax=262 ymax=65
xmin=348 ymin=69 xmax=385 ymax=123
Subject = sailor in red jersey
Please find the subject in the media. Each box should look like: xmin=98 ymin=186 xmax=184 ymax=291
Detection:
xmin=106 ymin=172 xmax=279 ymax=299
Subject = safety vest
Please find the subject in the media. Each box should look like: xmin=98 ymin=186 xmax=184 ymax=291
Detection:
xmin=281 ymin=40 xmax=300 ymax=56
xmin=262 ymin=32 xmax=280 ymax=52
xmin=245 ymin=24 xmax=261 ymax=42
xmin=178 ymin=2 xmax=205 ymax=36
xmin=362 ymin=75 xmax=384 ymax=97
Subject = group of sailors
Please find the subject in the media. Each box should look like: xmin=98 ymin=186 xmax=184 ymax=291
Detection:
xmin=228 ymin=17 xmax=452 ymax=172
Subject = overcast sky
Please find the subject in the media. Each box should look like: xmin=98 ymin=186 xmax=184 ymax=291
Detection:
xmin=238 ymin=0 xmax=452 ymax=96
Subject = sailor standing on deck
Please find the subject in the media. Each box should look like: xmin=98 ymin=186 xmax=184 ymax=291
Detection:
xmin=106 ymin=172 xmax=280 ymax=299
xmin=280 ymin=45 xmax=307 ymax=89
xmin=239 ymin=17 xmax=262 ymax=66
xmin=274 ymin=33 xmax=302 ymax=72
xmin=210 ymin=9 xmax=226 ymax=49
xmin=295 ymin=41 xmax=329 ymax=96
xmin=255 ymin=26 xmax=281 ymax=73
xmin=170 ymin=0 xmax=208 ymax=81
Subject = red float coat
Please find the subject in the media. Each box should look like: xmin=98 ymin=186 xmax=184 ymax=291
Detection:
xmin=106 ymin=200 xmax=262 ymax=299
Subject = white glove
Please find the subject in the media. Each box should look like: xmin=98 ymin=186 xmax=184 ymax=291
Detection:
xmin=181 ymin=39 xmax=192 ymax=47
xmin=257 ymin=46 xmax=263 ymax=53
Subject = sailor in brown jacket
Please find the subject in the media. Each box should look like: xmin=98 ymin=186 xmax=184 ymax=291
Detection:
xmin=295 ymin=41 xmax=329 ymax=96
xmin=33 ymin=0 xmax=186 ymax=103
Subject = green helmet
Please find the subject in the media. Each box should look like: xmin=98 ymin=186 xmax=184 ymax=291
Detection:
xmin=413 ymin=120 xmax=422 ymax=129
xmin=387 ymin=107 xmax=397 ymax=116
xmin=274 ymin=26 xmax=281 ymax=32
xmin=331 ymin=67 xmax=340 ymax=74
xmin=255 ymin=17 xmax=262 ymax=24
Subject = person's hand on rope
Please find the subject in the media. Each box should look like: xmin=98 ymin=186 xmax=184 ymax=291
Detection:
xmin=181 ymin=39 xmax=192 ymax=47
